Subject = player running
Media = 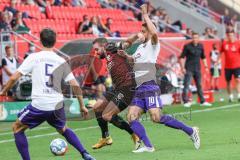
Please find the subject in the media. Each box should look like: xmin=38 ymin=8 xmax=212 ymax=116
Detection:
xmin=0 ymin=28 xmax=95 ymax=160
xmin=126 ymin=4 xmax=200 ymax=153
xmin=90 ymin=38 xmax=141 ymax=150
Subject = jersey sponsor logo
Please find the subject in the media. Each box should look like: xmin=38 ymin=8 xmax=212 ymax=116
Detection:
xmin=134 ymin=53 xmax=141 ymax=60
xmin=225 ymin=44 xmax=229 ymax=50
xmin=231 ymin=46 xmax=237 ymax=52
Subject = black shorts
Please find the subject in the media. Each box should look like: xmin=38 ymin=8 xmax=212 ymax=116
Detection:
xmin=104 ymin=86 xmax=135 ymax=111
xmin=94 ymin=76 xmax=106 ymax=85
xmin=83 ymin=76 xmax=106 ymax=88
xmin=210 ymin=68 xmax=221 ymax=76
xmin=225 ymin=68 xmax=240 ymax=81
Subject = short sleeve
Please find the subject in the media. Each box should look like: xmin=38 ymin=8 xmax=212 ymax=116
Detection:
xmin=200 ymin=44 xmax=206 ymax=59
xmin=62 ymin=62 xmax=76 ymax=82
xmin=64 ymin=72 xmax=75 ymax=82
xmin=2 ymin=58 xmax=7 ymax=66
xmin=180 ymin=44 xmax=187 ymax=58
xmin=17 ymin=55 xmax=34 ymax=75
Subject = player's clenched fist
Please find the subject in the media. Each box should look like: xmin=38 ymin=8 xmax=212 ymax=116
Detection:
xmin=140 ymin=4 xmax=148 ymax=15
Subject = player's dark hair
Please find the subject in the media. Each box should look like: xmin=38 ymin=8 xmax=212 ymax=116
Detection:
xmin=192 ymin=32 xmax=199 ymax=36
xmin=40 ymin=28 xmax=56 ymax=48
xmin=226 ymin=29 xmax=234 ymax=34
xmin=142 ymin=23 xmax=148 ymax=29
xmin=5 ymin=45 xmax=12 ymax=50
xmin=93 ymin=38 xmax=108 ymax=45
xmin=142 ymin=22 xmax=157 ymax=30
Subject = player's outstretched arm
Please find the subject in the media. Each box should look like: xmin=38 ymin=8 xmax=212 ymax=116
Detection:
xmin=0 ymin=71 xmax=22 ymax=95
xmin=141 ymin=4 xmax=158 ymax=45
xmin=123 ymin=34 xmax=139 ymax=49
xmin=69 ymin=79 xmax=88 ymax=118
xmin=117 ymin=50 xmax=134 ymax=63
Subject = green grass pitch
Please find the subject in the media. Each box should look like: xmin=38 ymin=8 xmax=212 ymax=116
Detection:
xmin=0 ymin=91 xmax=240 ymax=160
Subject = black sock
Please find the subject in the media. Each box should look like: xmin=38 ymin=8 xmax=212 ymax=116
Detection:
xmin=95 ymin=112 xmax=109 ymax=138
xmin=110 ymin=115 xmax=134 ymax=135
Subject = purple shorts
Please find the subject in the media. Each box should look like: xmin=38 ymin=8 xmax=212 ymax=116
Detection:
xmin=131 ymin=80 xmax=162 ymax=112
xmin=18 ymin=104 xmax=66 ymax=130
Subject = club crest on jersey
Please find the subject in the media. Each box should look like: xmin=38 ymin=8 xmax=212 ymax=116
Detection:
xmin=115 ymin=93 xmax=124 ymax=102
xmin=106 ymin=55 xmax=111 ymax=61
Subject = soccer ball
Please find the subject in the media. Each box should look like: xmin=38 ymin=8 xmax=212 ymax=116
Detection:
xmin=50 ymin=138 xmax=68 ymax=156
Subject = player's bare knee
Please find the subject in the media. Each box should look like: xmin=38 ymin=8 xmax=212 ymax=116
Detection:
xmin=93 ymin=105 xmax=99 ymax=113
xmin=127 ymin=113 xmax=138 ymax=123
xmin=12 ymin=121 xmax=26 ymax=133
xmin=12 ymin=122 xmax=18 ymax=133
xmin=93 ymin=103 xmax=101 ymax=113
xmin=102 ymin=114 xmax=112 ymax=122
xmin=151 ymin=114 xmax=160 ymax=123
xmin=57 ymin=126 xmax=67 ymax=134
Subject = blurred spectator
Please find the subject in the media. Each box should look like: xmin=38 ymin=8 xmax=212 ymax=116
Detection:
xmin=150 ymin=8 xmax=182 ymax=33
xmin=210 ymin=43 xmax=221 ymax=91
xmin=73 ymin=0 xmax=86 ymax=7
xmin=62 ymin=0 xmax=72 ymax=6
xmin=184 ymin=28 xmax=193 ymax=39
xmin=35 ymin=0 xmax=55 ymax=8
xmin=11 ymin=11 xmax=30 ymax=33
xmin=21 ymin=0 xmax=36 ymax=5
xmin=81 ymin=16 xmax=104 ymax=37
xmin=4 ymin=0 xmax=19 ymax=16
xmin=222 ymin=8 xmax=231 ymax=25
xmin=77 ymin=15 xmax=91 ymax=33
xmin=35 ymin=0 xmax=54 ymax=18
xmin=62 ymin=0 xmax=88 ymax=7
xmin=0 ymin=11 xmax=13 ymax=41
xmin=98 ymin=17 xmax=112 ymax=36
xmin=103 ymin=17 xmax=121 ymax=37
xmin=202 ymin=27 xmax=215 ymax=39
xmin=24 ymin=42 xmax=36 ymax=59
xmin=4 ymin=0 xmax=31 ymax=18
xmin=197 ymin=0 xmax=208 ymax=8
xmin=2 ymin=46 xmax=18 ymax=95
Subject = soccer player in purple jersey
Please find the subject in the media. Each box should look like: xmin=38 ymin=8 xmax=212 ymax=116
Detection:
xmin=0 ymin=28 xmax=95 ymax=160
xmin=125 ymin=4 xmax=200 ymax=153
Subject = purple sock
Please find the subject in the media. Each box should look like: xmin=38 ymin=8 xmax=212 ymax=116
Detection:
xmin=130 ymin=120 xmax=153 ymax=148
xmin=14 ymin=132 xmax=30 ymax=160
xmin=62 ymin=128 xmax=87 ymax=156
xmin=160 ymin=115 xmax=193 ymax=136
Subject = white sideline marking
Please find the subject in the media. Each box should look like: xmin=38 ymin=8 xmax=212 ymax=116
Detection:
xmin=0 ymin=126 xmax=50 ymax=136
xmin=0 ymin=126 xmax=99 ymax=144
xmin=0 ymin=103 xmax=239 ymax=144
